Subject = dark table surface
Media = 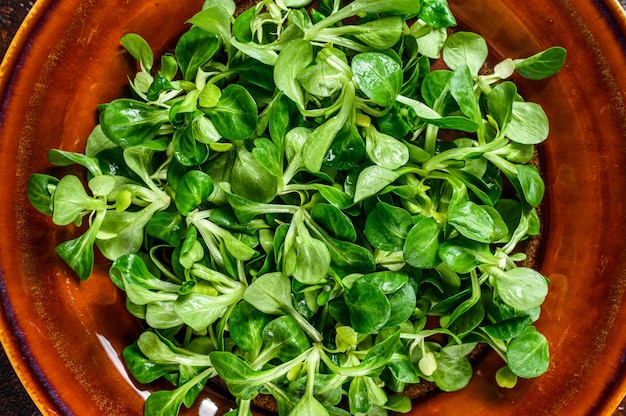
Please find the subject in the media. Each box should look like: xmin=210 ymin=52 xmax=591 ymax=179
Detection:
xmin=1 ymin=0 xmax=626 ymax=415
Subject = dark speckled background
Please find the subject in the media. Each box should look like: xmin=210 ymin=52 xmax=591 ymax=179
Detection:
xmin=1 ymin=0 xmax=626 ymax=415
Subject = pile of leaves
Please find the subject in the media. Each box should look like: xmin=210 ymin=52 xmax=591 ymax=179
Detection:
xmin=27 ymin=0 xmax=566 ymax=414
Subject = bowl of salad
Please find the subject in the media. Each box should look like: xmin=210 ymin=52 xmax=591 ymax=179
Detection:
xmin=1 ymin=0 xmax=626 ymax=415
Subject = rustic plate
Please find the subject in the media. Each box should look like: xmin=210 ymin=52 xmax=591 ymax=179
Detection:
xmin=1 ymin=0 xmax=625 ymax=415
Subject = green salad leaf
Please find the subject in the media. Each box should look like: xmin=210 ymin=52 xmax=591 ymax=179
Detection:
xmin=26 ymin=0 xmax=566 ymax=414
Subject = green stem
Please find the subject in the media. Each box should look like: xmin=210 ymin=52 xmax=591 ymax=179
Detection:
xmin=285 ymin=303 xmax=323 ymax=343
xmin=483 ymin=152 xmax=518 ymax=177
xmin=313 ymin=34 xmax=371 ymax=52
xmin=398 ymin=328 xmax=463 ymax=345
xmin=249 ymin=348 xmax=314 ymax=386
xmin=305 ymin=348 xmax=320 ymax=396
xmin=424 ymin=123 xmax=439 ymax=157
xmin=475 ymin=328 xmax=508 ymax=361
xmin=422 ymin=138 xmax=508 ymax=172
xmin=191 ymin=263 xmax=242 ymax=291
xmin=237 ymin=399 xmax=252 ymax=416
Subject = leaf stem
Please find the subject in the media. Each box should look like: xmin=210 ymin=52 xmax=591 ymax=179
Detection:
xmin=285 ymin=303 xmax=323 ymax=343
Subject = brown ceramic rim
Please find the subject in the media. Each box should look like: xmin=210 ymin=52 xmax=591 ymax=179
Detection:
xmin=1 ymin=0 xmax=626 ymax=415
xmin=0 ymin=2 xmax=68 ymax=413
xmin=577 ymin=0 xmax=626 ymax=408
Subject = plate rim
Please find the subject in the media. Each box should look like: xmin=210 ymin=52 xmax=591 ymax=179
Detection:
xmin=0 ymin=1 xmax=68 ymax=414
xmin=1 ymin=0 xmax=626 ymax=415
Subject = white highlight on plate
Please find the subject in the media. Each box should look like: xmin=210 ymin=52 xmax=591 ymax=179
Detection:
xmin=97 ymin=334 xmax=150 ymax=400
xmin=198 ymin=398 xmax=219 ymax=416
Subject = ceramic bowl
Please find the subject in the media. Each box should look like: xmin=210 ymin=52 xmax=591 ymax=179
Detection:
xmin=1 ymin=0 xmax=626 ymax=415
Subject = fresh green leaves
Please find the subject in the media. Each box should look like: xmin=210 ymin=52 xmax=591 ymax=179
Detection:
xmin=175 ymin=170 xmax=214 ymax=215
xmin=176 ymin=26 xmax=220 ymax=81
xmin=121 ymin=33 xmax=154 ymax=73
xmin=202 ymin=84 xmax=258 ymax=140
xmin=507 ymin=101 xmax=550 ymax=145
xmin=274 ymin=39 xmax=313 ymax=110
xmin=514 ymin=46 xmax=567 ymax=80
xmin=100 ymin=99 xmax=169 ymax=147
xmin=365 ymin=201 xmax=413 ymax=252
xmin=506 ymin=326 xmax=550 ymax=378
xmin=491 ymin=267 xmax=549 ymax=311
xmin=403 ymin=215 xmax=441 ymax=268
xmin=26 ymin=1 xmax=566 ymax=415
xmin=345 ymin=281 xmax=391 ymax=333
xmin=244 ymin=272 xmax=322 ymax=342
xmin=352 ymin=53 xmax=402 ymax=107
xmin=443 ymin=31 xmax=488 ymax=76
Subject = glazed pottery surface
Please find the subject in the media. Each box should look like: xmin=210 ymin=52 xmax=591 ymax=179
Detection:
xmin=0 ymin=0 xmax=626 ymax=415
